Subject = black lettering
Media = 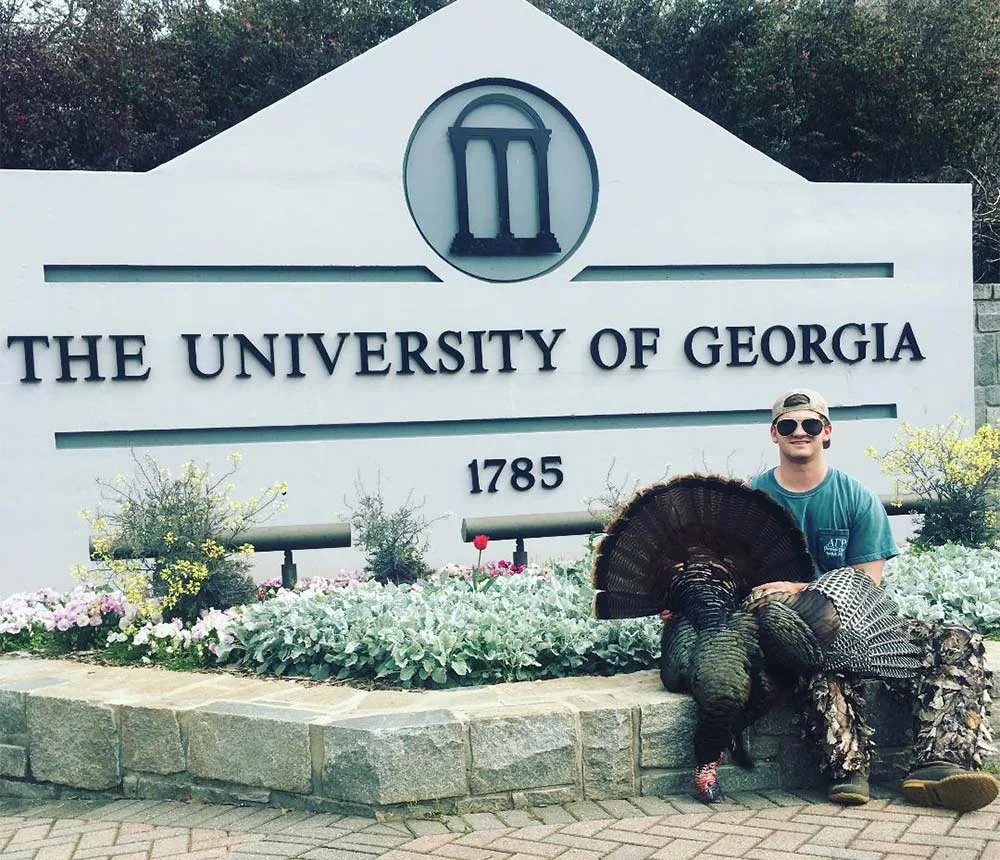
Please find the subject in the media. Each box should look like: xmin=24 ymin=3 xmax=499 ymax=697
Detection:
xmin=488 ymin=329 xmax=523 ymax=373
xmin=872 ymin=322 xmax=889 ymax=362
xmin=798 ymin=324 xmax=833 ymax=365
xmin=6 ymin=335 xmax=49 ymax=383
xmin=891 ymin=322 xmax=926 ymax=362
xmin=630 ymin=327 xmax=660 ymax=369
xmin=683 ymin=326 xmax=722 ymax=368
xmin=726 ymin=325 xmax=758 ymax=367
xmin=468 ymin=330 xmax=487 ymax=374
xmin=832 ymin=324 xmax=868 ymax=364
xmin=590 ymin=328 xmax=628 ymax=370
xmin=110 ymin=335 xmax=150 ymax=381
xmin=760 ymin=325 xmax=795 ymax=365
xmin=285 ymin=333 xmax=305 ymax=378
xmin=355 ymin=332 xmax=390 ymax=376
xmin=235 ymin=333 xmax=278 ymax=379
xmin=54 ymin=335 xmax=104 ymax=382
xmin=397 ymin=331 xmax=436 ymax=375
xmin=437 ymin=331 xmax=465 ymax=374
xmin=309 ymin=332 xmax=350 ymax=375
xmin=183 ymin=334 xmax=227 ymax=379
xmin=526 ymin=328 xmax=564 ymax=371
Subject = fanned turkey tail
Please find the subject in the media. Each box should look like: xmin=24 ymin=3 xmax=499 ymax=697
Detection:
xmin=592 ymin=475 xmax=815 ymax=619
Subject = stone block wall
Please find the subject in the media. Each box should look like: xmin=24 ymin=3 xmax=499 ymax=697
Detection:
xmin=974 ymin=284 xmax=1000 ymax=426
xmin=1 ymin=654 xmax=997 ymax=815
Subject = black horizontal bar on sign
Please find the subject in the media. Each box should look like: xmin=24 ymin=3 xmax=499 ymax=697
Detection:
xmin=89 ymin=522 xmax=350 ymax=560
xmin=461 ymin=495 xmax=926 ymax=543
xmin=572 ymin=263 xmax=894 ymax=282
xmin=43 ymin=265 xmax=442 ymax=283
xmin=54 ymin=404 xmax=897 ymax=450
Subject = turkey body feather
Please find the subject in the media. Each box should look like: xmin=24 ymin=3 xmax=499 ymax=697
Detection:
xmin=591 ymin=474 xmax=920 ymax=802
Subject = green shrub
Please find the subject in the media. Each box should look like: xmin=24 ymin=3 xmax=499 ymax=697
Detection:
xmin=868 ymin=417 xmax=1000 ymax=549
xmin=347 ymin=477 xmax=436 ymax=585
xmin=84 ymin=452 xmax=286 ymax=624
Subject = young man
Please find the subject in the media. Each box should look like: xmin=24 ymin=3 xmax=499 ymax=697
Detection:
xmin=750 ymin=388 xmax=999 ymax=811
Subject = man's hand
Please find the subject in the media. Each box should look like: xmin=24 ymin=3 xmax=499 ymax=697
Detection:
xmin=661 ymin=579 xmax=811 ymax=622
xmin=744 ymin=581 xmax=809 ymax=609
xmin=752 ymin=581 xmax=808 ymax=596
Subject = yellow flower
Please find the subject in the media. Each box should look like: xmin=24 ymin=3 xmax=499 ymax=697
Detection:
xmin=200 ymin=539 xmax=226 ymax=560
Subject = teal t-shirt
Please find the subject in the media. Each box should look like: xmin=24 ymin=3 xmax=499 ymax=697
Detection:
xmin=749 ymin=467 xmax=897 ymax=577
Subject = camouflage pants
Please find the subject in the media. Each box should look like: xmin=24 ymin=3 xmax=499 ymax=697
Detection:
xmin=800 ymin=620 xmax=994 ymax=779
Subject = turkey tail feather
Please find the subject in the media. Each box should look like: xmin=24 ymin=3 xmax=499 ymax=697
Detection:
xmin=592 ymin=475 xmax=814 ymax=619
xmin=807 ymin=567 xmax=920 ymax=680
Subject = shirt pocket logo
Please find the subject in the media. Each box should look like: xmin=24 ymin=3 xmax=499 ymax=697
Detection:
xmin=817 ymin=528 xmax=849 ymax=563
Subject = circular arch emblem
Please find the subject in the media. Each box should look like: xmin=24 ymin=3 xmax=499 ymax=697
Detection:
xmin=404 ymin=79 xmax=599 ymax=282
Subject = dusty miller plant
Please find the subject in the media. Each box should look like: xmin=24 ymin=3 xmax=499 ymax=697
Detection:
xmin=84 ymin=451 xmax=287 ymax=624
xmin=347 ymin=476 xmax=438 ymax=585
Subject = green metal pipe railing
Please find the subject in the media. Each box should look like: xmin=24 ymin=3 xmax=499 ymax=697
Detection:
xmin=461 ymin=495 xmax=929 ymax=564
xmin=88 ymin=522 xmax=351 ymax=588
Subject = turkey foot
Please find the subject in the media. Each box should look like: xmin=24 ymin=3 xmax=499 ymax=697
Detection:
xmin=694 ymin=755 xmax=724 ymax=803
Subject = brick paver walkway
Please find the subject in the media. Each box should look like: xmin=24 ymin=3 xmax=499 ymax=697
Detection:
xmin=1 ymin=786 xmax=998 ymax=860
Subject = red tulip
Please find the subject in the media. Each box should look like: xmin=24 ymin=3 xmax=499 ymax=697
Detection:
xmin=473 ymin=534 xmax=489 ymax=551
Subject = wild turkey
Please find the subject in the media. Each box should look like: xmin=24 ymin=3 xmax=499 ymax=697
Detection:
xmin=591 ymin=474 xmax=920 ymax=802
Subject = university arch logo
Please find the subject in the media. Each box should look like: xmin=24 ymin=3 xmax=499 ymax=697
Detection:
xmin=404 ymin=79 xmax=599 ymax=282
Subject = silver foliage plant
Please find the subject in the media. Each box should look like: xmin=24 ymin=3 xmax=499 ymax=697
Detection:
xmin=222 ymin=564 xmax=660 ymax=687
xmin=884 ymin=545 xmax=1000 ymax=635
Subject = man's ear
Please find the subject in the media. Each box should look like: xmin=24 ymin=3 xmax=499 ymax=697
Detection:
xmin=822 ymin=422 xmax=832 ymax=450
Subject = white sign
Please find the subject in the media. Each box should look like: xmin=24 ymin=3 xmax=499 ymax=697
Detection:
xmin=0 ymin=0 xmax=972 ymax=593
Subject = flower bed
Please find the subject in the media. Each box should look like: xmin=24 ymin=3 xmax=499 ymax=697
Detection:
xmin=4 ymin=545 xmax=998 ymax=688
xmin=0 ymin=560 xmax=661 ymax=687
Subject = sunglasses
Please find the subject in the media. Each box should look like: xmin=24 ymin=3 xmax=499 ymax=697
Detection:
xmin=774 ymin=417 xmax=826 ymax=437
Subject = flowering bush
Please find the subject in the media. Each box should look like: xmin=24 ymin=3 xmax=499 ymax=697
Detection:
xmin=868 ymin=417 xmax=1000 ymax=548
xmin=0 ymin=586 xmax=126 ymax=654
xmin=435 ymin=558 xmax=530 ymax=590
xmin=256 ymin=571 xmax=367 ymax=602
xmin=884 ymin=544 xmax=1000 ymax=636
xmin=84 ymin=452 xmax=288 ymax=624
xmin=104 ymin=609 xmax=237 ymax=670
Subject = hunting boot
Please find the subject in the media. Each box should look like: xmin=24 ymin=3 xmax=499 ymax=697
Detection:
xmin=800 ymin=674 xmax=875 ymax=805
xmin=901 ymin=760 xmax=999 ymax=812
xmin=828 ymin=770 xmax=870 ymax=805
xmin=901 ymin=622 xmax=998 ymax=811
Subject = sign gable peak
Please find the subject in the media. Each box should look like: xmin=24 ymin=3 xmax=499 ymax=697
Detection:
xmin=158 ymin=0 xmax=801 ymax=184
